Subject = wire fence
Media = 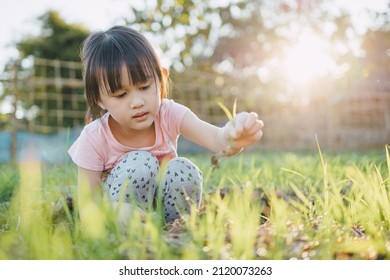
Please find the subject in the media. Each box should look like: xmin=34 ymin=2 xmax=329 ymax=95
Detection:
xmin=0 ymin=57 xmax=389 ymax=162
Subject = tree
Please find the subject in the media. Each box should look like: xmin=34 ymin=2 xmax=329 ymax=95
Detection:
xmin=1 ymin=11 xmax=90 ymax=133
xmin=359 ymin=2 xmax=390 ymax=79
xmin=17 ymin=11 xmax=89 ymax=62
xmin=127 ymin=0 xmax=355 ymax=71
xmin=127 ymin=0 xmax=363 ymax=108
xmin=127 ymin=0 xmax=220 ymax=71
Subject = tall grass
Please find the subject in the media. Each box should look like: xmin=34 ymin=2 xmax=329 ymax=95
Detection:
xmin=0 ymin=147 xmax=389 ymax=259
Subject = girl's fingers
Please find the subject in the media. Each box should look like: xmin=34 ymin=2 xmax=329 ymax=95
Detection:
xmin=231 ymin=129 xmax=263 ymax=148
xmin=246 ymin=119 xmax=264 ymax=135
xmin=237 ymin=112 xmax=263 ymax=137
xmin=244 ymin=112 xmax=259 ymax=130
xmin=226 ymin=112 xmax=264 ymax=141
xmin=251 ymin=128 xmax=263 ymax=142
xmin=233 ymin=112 xmax=247 ymax=135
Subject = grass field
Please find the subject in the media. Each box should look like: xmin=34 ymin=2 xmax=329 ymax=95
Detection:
xmin=0 ymin=146 xmax=389 ymax=260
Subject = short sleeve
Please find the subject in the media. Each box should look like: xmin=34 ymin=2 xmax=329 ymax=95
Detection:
xmin=68 ymin=128 xmax=105 ymax=171
xmin=160 ymin=99 xmax=190 ymax=138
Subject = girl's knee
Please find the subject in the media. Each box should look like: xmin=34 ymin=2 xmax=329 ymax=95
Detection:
xmin=104 ymin=151 xmax=159 ymax=208
xmin=163 ymin=183 xmax=202 ymax=223
xmin=165 ymin=157 xmax=203 ymax=183
xmin=122 ymin=151 xmax=159 ymax=168
xmin=115 ymin=151 xmax=159 ymax=178
xmin=162 ymin=157 xmax=203 ymax=223
xmin=161 ymin=157 xmax=203 ymax=196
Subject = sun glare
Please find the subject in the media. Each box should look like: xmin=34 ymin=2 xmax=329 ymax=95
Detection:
xmin=282 ymin=33 xmax=335 ymax=84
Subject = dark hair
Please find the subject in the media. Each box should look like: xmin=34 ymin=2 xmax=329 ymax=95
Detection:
xmin=80 ymin=26 xmax=168 ymax=121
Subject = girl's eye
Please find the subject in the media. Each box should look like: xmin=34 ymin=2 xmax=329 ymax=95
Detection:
xmin=139 ymin=84 xmax=151 ymax=90
xmin=116 ymin=92 xmax=127 ymax=98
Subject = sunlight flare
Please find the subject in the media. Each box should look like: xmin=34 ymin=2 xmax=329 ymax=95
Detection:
xmin=282 ymin=32 xmax=336 ymax=84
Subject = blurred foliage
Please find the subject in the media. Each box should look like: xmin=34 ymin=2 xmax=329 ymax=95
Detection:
xmin=1 ymin=11 xmax=89 ymax=130
xmin=17 ymin=11 xmax=89 ymax=62
xmin=0 ymin=165 xmax=19 ymax=202
xmin=123 ymin=0 xmax=390 ymax=126
xmin=1 ymin=0 xmax=390 ymax=132
xmin=126 ymin=0 xmax=367 ymax=114
xmin=128 ymin=0 xmax=354 ymax=70
xmin=127 ymin=0 xmax=218 ymax=70
xmin=361 ymin=29 xmax=390 ymax=77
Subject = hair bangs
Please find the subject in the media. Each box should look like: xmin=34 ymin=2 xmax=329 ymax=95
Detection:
xmin=94 ymin=39 xmax=126 ymax=95
xmin=81 ymin=26 xmax=168 ymax=120
xmin=124 ymin=54 xmax=158 ymax=87
xmin=95 ymin=40 xmax=160 ymax=95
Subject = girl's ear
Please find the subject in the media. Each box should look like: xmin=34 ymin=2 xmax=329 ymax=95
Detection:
xmin=162 ymin=67 xmax=169 ymax=78
xmin=160 ymin=68 xmax=170 ymax=98
xmin=98 ymin=101 xmax=107 ymax=110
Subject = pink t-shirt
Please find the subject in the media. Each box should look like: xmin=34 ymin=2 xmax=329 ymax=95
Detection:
xmin=68 ymin=99 xmax=190 ymax=174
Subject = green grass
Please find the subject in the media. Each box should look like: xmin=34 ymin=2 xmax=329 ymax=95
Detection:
xmin=0 ymin=147 xmax=390 ymax=260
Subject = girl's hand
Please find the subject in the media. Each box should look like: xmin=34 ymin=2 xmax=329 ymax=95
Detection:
xmin=222 ymin=112 xmax=264 ymax=155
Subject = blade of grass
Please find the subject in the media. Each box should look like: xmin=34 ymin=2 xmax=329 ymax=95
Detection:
xmin=386 ymin=145 xmax=390 ymax=179
xmin=316 ymin=134 xmax=329 ymax=209
xmin=289 ymin=182 xmax=312 ymax=209
xmin=217 ymin=98 xmax=237 ymax=124
xmin=217 ymin=100 xmax=234 ymax=122
xmin=232 ymin=98 xmax=237 ymax=118
xmin=216 ymin=99 xmax=238 ymax=156
xmin=280 ymin=167 xmax=306 ymax=180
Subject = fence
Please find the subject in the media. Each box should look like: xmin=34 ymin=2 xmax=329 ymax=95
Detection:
xmin=0 ymin=58 xmax=86 ymax=134
xmin=260 ymin=92 xmax=390 ymax=151
xmin=171 ymin=68 xmax=390 ymax=152
xmin=0 ymin=58 xmax=389 ymax=163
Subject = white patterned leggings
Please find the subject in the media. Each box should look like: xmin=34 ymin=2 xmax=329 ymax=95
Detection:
xmin=104 ymin=151 xmax=203 ymax=223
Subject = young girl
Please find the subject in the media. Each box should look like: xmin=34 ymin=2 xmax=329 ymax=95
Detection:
xmin=68 ymin=26 xmax=264 ymax=224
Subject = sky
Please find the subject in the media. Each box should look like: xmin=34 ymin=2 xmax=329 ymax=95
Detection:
xmin=0 ymin=0 xmax=131 ymax=69
xmin=0 ymin=0 xmax=388 ymax=70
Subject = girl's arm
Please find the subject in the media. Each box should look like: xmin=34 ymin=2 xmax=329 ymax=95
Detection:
xmin=76 ymin=167 xmax=102 ymax=224
xmin=180 ymin=110 xmax=264 ymax=156
xmin=78 ymin=166 xmax=102 ymax=191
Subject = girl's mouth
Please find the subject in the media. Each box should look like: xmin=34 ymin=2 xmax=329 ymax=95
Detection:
xmin=132 ymin=112 xmax=149 ymax=121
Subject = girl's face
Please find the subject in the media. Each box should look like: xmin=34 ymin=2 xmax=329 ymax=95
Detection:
xmin=98 ymin=64 xmax=162 ymax=134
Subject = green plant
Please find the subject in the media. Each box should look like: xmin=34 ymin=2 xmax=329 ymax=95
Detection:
xmin=0 ymin=149 xmax=389 ymax=260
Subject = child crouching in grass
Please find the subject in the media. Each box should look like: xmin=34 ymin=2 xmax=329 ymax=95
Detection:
xmin=68 ymin=26 xmax=264 ymax=225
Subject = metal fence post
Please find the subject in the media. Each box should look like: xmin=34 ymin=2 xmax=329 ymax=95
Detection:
xmin=10 ymin=60 xmax=20 ymax=164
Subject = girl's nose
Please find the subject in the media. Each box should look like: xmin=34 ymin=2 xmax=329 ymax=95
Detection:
xmin=130 ymin=92 xmax=145 ymax=108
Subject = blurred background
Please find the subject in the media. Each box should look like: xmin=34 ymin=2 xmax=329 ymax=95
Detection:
xmin=0 ymin=0 xmax=389 ymax=163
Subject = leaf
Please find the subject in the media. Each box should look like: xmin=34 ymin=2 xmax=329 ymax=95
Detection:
xmin=288 ymin=183 xmax=312 ymax=209
xmin=316 ymin=134 xmax=329 ymax=208
xmin=232 ymin=98 xmax=237 ymax=118
xmin=386 ymin=144 xmax=390 ymax=179
xmin=217 ymin=100 xmax=233 ymax=121
xmin=217 ymin=98 xmax=238 ymax=125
